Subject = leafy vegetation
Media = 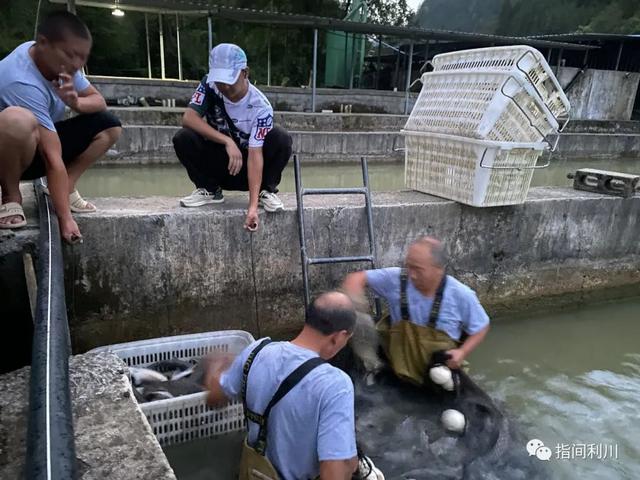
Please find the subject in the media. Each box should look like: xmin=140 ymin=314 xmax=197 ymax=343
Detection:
xmin=0 ymin=0 xmax=636 ymax=83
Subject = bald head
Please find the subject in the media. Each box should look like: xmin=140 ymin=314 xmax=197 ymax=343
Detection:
xmin=305 ymin=291 xmax=356 ymax=335
xmin=405 ymin=236 xmax=447 ymax=294
xmin=409 ymin=236 xmax=447 ymax=269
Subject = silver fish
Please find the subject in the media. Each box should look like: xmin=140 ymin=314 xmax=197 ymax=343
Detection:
xmin=129 ymin=367 xmax=168 ymax=386
xmin=350 ymin=311 xmax=384 ymax=377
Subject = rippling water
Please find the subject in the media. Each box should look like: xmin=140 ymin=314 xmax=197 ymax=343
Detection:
xmin=164 ymin=297 xmax=640 ymax=479
xmin=471 ymin=297 xmax=640 ymax=480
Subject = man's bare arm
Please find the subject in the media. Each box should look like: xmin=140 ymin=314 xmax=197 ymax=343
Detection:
xmin=182 ymin=109 xmax=243 ymax=177
xmin=319 ymin=457 xmax=358 ymax=480
xmin=182 ymin=108 xmax=232 ymax=145
xmin=342 ymin=271 xmax=368 ymax=297
xmin=446 ymin=324 xmax=490 ymax=369
xmin=74 ymin=85 xmax=107 ymax=113
xmin=39 ymin=126 xmax=81 ymax=242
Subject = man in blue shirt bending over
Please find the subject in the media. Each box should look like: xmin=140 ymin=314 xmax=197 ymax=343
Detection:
xmin=342 ymin=236 xmax=490 ymax=385
xmin=0 ymin=11 xmax=121 ymax=243
xmin=205 ymin=291 xmax=373 ymax=480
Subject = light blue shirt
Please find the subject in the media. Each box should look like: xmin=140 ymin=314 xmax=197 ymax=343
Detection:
xmin=366 ymin=267 xmax=490 ymax=341
xmin=0 ymin=41 xmax=90 ymax=131
xmin=220 ymin=339 xmax=356 ymax=480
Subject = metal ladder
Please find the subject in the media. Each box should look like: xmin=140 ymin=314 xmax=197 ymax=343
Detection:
xmin=294 ymin=154 xmax=380 ymax=315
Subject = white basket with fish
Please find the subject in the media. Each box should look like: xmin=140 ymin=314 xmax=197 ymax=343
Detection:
xmin=90 ymin=330 xmax=254 ymax=446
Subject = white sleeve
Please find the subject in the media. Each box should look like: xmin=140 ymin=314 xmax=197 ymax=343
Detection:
xmin=248 ymin=107 xmax=274 ymax=148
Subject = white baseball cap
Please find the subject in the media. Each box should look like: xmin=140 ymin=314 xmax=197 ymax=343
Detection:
xmin=207 ymin=43 xmax=248 ymax=85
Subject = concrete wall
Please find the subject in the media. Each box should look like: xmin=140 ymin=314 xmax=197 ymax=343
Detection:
xmin=88 ymin=76 xmax=417 ymax=115
xmin=110 ymin=108 xmax=409 ymax=131
xmin=552 ymin=131 xmax=640 ymax=158
xmin=89 ymin=70 xmax=639 ymax=120
xmin=106 ymin=123 xmax=638 ymax=164
xmin=559 ymin=68 xmax=640 ymax=121
xmin=0 ymin=353 xmax=175 ymax=479
xmin=63 ymin=189 xmax=640 ymax=352
xmin=106 ymin=126 xmax=404 ymax=163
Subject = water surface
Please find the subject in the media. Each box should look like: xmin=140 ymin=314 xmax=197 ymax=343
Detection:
xmin=77 ymin=157 xmax=639 ymax=197
xmin=163 ymin=297 xmax=640 ymax=480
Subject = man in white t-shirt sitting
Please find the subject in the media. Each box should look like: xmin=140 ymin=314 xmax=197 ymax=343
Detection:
xmin=173 ymin=43 xmax=292 ymax=232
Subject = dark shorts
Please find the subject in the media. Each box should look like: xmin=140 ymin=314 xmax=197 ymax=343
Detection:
xmin=21 ymin=111 xmax=121 ymax=180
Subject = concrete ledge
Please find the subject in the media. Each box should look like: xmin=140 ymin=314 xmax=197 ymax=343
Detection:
xmin=63 ymin=188 xmax=640 ymax=352
xmin=552 ymin=132 xmax=640 ymax=158
xmin=88 ymin=76 xmax=418 ymax=114
xmin=108 ymin=107 xmax=409 ymax=131
xmin=0 ymin=352 xmax=175 ymax=479
xmin=107 ymin=127 xmax=404 ymax=164
xmin=564 ymin=120 xmax=640 ymax=134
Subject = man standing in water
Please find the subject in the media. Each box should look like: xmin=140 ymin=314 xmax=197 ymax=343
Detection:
xmin=0 ymin=11 xmax=121 ymax=243
xmin=173 ymin=43 xmax=292 ymax=232
xmin=205 ymin=291 xmax=366 ymax=480
xmin=342 ymin=236 xmax=490 ymax=385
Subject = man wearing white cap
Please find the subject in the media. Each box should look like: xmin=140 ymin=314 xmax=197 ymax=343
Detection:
xmin=173 ymin=43 xmax=292 ymax=231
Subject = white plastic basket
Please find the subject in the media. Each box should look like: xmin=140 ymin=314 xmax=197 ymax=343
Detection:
xmin=405 ymin=70 xmax=558 ymax=145
xmin=402 ymin=130 xmax=548 ymax=207
xmin=90 ymin=330 xmax=255 ymax=446
xmin=431 ymin=45 xmax=570 ymax=123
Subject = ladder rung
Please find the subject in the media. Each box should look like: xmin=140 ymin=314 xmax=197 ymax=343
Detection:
xmin=308 ymin=255 xmax=374 ymax=265
xmin=303 ymin=187 xmax=367 ymax=196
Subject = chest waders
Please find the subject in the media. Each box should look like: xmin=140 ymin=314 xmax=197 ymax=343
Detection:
xmin=376 ymin=270 xmax=459 ymax=385
xmin=239 ymin=340 xmax=326 ymax=480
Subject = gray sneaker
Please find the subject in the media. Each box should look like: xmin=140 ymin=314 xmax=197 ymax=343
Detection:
xmin=258 ymin=190 xmax=284 ymax=212
xmin=180 ymin=188 xmax=224 ymax=207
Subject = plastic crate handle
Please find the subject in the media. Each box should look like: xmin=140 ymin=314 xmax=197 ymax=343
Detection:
xmin=515 ymin=50 xmax=571 ymax=130
xmin=392 ymin=135 xmax=406 ymax=153
xmin=478 ymin=147 xmax=551 ymax=170
xmin=500 ymin=76 xmax=558 ymax=152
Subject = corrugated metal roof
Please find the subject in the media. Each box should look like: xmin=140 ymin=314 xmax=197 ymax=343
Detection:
xmin=50 ymin=0 xmax=596 ymax=50
xmin=528 ymin=33 xmax=640 ymax=42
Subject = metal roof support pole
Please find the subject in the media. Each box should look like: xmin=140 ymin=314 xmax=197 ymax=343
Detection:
xmin=556 ymin=48 xmax=563 ymax=76
xmin=375 ymin=35 xmax=382 ymax=90
xmin=344 ymin=31 xmax=349 ymax=87
xmin=615 ymin=42 xmax=623 ymax=71
xmin=349 ymin=33 xmax=356 ymax=89
xmin=158 ymin=14 xmax=165 ymax=79
xmin=176 ymin=14 xmax=182 ymax=80
xmin=145 ymin=14 xmax=152 ymax=78
xmin=66 ymin=0 xmax=76 ymax=13
xmin=393 ymin=46 xmax=401 ymax=90
xmin=207 ymin=15 xmax=213 ymax=55
xmin=267 ymin=28 xmax=271 ymax=86
xmin=312 ymin=28 xmax=318 ymax=113
xmin=546 ymin=48 xmax=552 ymax=63
xmin=424 ymin=39 xmax=431 ymax=68
xmin=404 ymin=40 xmax=413 ymax=115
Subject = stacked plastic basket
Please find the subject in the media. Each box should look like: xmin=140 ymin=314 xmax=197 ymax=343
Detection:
xmin=402 ymin=45 xmax=571 ymax=207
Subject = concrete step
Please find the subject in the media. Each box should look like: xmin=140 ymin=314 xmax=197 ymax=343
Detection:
xmin=563 ymin=120 xmax=640 ymax=135
xmin=89 ymin=76 xmax=418 ymax=115
xmin=106 ymin=126 xmax=405 ymax=164
xmin=107 ymin=123 xmax=640 ymax=164
xmin=108 ymin=107 xmax=408 ymax=131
